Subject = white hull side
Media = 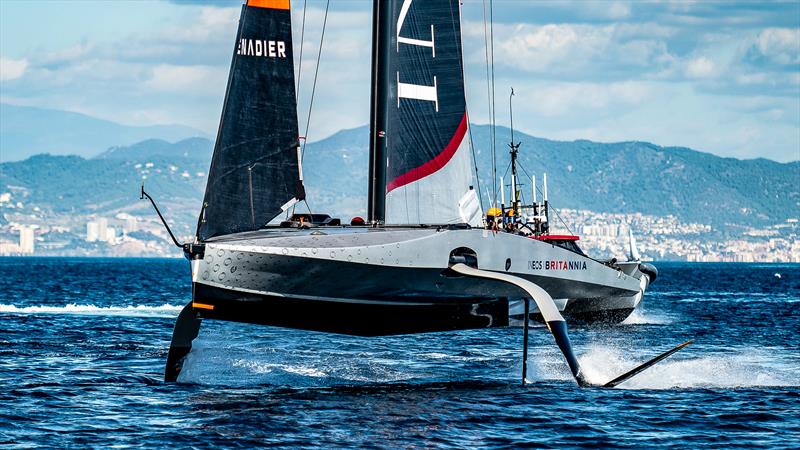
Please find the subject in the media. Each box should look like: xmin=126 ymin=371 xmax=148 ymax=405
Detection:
xmin=196 ymin=227 xmax=641 ymax=305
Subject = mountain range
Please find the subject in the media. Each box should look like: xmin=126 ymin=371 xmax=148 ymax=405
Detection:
xmin=0 ymin=103 xmax=207 ymax=162
xmin=2 ymin=122 xmax=798 ymax=236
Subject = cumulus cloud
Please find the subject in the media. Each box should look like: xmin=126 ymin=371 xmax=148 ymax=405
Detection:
xmin=745 ymin=27 xmax=800 ymax=67
xmin=164 ymin=6 xmax=240 ymax=43
xmin=114 ymin=6 xmax=240 ymax=66
xmin=0 ymin=57 xmax=28 ymax=81
xmin=684 ymin=56 xmax=716 ymax=78
xmin=467 ymin=22 xmax=675 ymax=78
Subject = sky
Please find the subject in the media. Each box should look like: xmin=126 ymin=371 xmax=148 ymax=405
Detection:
xmin=1 ymin=0 xmax=799 ymax=162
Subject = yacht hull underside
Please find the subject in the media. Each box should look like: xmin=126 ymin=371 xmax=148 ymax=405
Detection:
xmin=193 ymin=283 xmax=509 ymax=336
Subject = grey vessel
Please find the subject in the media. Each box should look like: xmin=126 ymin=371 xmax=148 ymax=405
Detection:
xmin=147 ymin=0 xmax=683 ymax=387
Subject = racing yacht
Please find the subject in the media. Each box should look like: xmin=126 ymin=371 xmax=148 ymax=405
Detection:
xmin=147 ymin=0 xmax=686 ymax=386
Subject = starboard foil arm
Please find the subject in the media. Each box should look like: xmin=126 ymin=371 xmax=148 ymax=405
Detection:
xmin=449 ymin=263 xmax=588 ymax=386
xmin=449 ymin=263 xmax=692 ymax=388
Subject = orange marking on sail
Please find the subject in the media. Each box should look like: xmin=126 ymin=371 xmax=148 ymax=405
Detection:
xmin=248 ymin=0 xmax=290 ymax=10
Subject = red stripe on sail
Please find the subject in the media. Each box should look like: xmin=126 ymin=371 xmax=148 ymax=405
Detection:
xmin=386 ymin=113 xmax=468 ymax=193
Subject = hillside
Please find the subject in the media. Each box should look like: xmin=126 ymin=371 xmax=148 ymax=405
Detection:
xmin=468 ymin=125 xmax=800 ymax=227
xmin=1 ymin=126 xmax=798 ymax=236
xmin=95 ymin=137 xmax=214 ymax=161
xmin=300 ymin=125 xmax=800 ymax=228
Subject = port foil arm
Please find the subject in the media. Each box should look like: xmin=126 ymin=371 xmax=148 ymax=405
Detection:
xmin=603 ymin=339 xmax=694 ymax=387
xmin=164 ymin=301 xmax=202 ymax=382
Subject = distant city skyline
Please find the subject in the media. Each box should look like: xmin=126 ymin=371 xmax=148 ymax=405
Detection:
xmin=1 ymin=0 xmax=798 ymax=162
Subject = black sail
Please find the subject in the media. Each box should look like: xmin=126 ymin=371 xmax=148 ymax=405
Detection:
xmin=198 ymin=0 xmax=302 ymax=241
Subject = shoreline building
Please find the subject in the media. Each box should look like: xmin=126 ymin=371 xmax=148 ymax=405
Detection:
xmin=86 ymin=218 xmax=117 ymax=244
xmin=19 ymin=226 xmax=34 ymax=254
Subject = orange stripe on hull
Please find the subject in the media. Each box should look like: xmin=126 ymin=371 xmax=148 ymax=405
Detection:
xmin=247 ymin=0 xmax=290 ymax=10
xmin=192 ymin=302 xmax=215 ymax=311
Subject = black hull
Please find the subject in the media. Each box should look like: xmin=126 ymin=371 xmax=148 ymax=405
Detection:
xmin=193 ymin=283 xmax=509 ymax=336
xmin=511 ymin=307 xmax=635 ymax=326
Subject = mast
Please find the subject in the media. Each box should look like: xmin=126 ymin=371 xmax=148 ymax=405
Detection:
xmin=368 ymin=0 xmax=391 ymax=224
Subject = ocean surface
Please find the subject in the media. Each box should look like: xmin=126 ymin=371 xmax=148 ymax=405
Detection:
xmin=1 ymin=258 xmax=798 ymax=448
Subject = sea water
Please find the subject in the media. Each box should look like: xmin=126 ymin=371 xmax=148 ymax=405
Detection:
xmin=1 ymin=258 xmax=798 ymax=448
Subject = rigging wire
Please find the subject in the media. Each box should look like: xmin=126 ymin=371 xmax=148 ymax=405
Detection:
xmin=294 ymin=0 xmax=331 ymax=217
xmin=289 ymin=0 xmax=308 ymax=219
xmin=196 ymin=2 xmax=253 ymax=237
xmin=452 ymin=1 xmax=484 ymax=212
xmin=489 ymin=0 xmax=497 ymax=206
xmin=295 ymin=0 xmax=308 ymax=101
xmin=477 ymin=2 xmax=572 ymax=237
xmin=501 ymin=160 xmax=511 ymax=182
xmin=481 ymin=0 xmax=495 ymax=209
xmin=300 ymin=0 xmax=330 ymax=162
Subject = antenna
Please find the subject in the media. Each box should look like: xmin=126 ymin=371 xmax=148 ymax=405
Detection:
xmin=543 ymin=172 xmax=548 ymax=202
xmin=508 ymin=87 xmax=521 ymax=224
xmin=500 ymin=176 xmax=505 ymax=206
xmin=543 ymin=172 xmax=549 ymax=233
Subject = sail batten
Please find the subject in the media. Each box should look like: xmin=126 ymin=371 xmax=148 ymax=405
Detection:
xmin=197 ymin=0 xmax=301 ymax=241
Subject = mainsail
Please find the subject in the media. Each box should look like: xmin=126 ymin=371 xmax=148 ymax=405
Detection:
xmin=198 ymin=0 xmax=303 ymax=241
xmin=369 ymin=0 xmax=482 ymax=226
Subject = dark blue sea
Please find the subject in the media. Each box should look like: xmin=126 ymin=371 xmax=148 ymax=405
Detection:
xmin=1 ymin=258 xmax=798 ymax=448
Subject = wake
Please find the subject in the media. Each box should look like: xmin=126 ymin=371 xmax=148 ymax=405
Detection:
xmin=0 ymin=303 xmax=182 ymax=318
xmin=529 ymin=345 xmax=800 ymax=389
xmin=620 ymin=309 xmax=672 ymax=325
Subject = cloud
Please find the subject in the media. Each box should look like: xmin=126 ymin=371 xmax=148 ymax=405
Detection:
xmin=0 ymin=57 xmax=28 ymax=81
xmin=685 ymin=56 xmax=716 ymax=78
xmin=606 ymin=2 xmax=632 ymax=20
xmin=163 ymin=6 xmax=240 ymax=43
xmin=114 ymin=6 xmax=240 ymax=66
xmin=167 ymin=0 xmax=236 ymax=5
xmin=745 ymin=27 xmax=800 ymax=67
xmin=2 ymin=1 xmax=798 ymax=161
xmin=468 ymin=22 xmax=675 ymax=79
xmin=522 ymin=81 xmax=652 ymax=117
xmin=145 ymin=64 xmax=227 ymax=94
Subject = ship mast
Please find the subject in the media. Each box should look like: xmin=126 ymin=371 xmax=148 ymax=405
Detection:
xmin=504 ymin=87 xmax=551 ymax=236
xmin=367 ymin=0 xmax=390 ymax=224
